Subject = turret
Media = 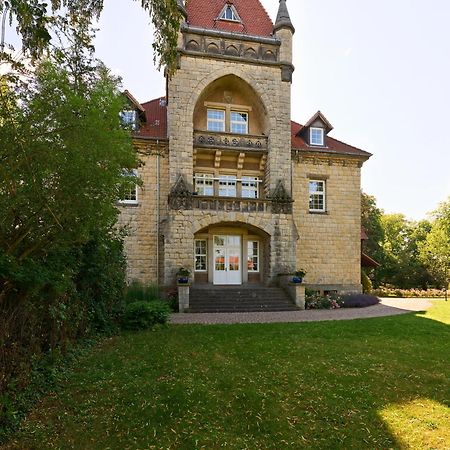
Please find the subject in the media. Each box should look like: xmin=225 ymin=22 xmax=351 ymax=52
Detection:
xmin=273 ymin=0 xmax=294 ymax=82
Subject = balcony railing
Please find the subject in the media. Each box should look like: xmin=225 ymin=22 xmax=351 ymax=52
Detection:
xmin=192 ymin=195 xmax=271 ymax=213
xmin=193 ymin=130 xmax=268 ymax=152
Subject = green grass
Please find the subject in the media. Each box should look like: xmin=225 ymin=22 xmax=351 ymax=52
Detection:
xmin=4 ymin=301 xmax=450 ymax=449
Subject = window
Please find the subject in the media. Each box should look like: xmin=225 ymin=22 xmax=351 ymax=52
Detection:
xmin=230 ymin=111 xmax=248 ymax=134
xmin=120 ymin=110 xmax=138 ymax=131
xmin=120 ymin=169 xmax=138 ymax=204
xmin=310 ymin=127 xmax=324 ymax=146
xmin=309 ymin=180 xmax=326 ymax=212
xmin=194 ymin=173 xmax=214 ymax=196
xmin=247 ymin=241 xmax=259 ymax=272
xmin=195 ymin=240 xmax=207 ymax=272
xmin=219 ymin=5 xmax=239 ymax=22
xmin=207 ymin=109 xmax=225 ymax=132
xmin=219 ymin=175 xmax=237 ymax=197
xmin=241 ymin=176 xmax=258 ymax=199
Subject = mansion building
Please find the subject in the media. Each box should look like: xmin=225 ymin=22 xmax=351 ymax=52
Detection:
xmin=118 ymin=0 xmax=371 ymax=295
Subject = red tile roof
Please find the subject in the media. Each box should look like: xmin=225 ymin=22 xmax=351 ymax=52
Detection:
xmin=135 ymin=97 xmax=168 ymax=139
xmin=186 ymin=0 xmax=274 ymax=38
xmin=291 ymin=121 xmax=371 ymax=158
xmin=136 ymin=98 xmax=371 ymax=159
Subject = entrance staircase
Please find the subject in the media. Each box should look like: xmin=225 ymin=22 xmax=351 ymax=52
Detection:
xmin=189 ymin=285 xmax=299 ymax=313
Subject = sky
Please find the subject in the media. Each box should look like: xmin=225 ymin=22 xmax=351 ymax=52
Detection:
xmin=5 ymin=1 xmax=450 ymax=221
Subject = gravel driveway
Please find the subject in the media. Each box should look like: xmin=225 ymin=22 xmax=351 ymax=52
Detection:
xmin=170 ymin=298 xmax=437 ymax=325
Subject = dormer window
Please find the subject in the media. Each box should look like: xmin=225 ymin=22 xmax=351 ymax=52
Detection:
xmin=120 ymin=110 xmax=138 ymax=131
xmin=219 ymin=4 xmax=240 ymax=22
xmin=310 ymin=127 xmax=324 ymax=146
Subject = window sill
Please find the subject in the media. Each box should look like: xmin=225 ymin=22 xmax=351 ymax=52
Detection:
xmin=309 ymin=210 xmax=328 ymax=215
xmin=118 ymin=202 xmax=139 ymax=207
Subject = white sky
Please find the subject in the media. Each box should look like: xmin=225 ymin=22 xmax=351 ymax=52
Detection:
xmin=5 ymin=1 xmax=450 ymax=221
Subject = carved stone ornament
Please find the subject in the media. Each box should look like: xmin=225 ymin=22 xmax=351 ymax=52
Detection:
xmin=168 ymin=175 xmax=193 ymax=210
xmin=270 ymin=180 xmax=293 ymax=214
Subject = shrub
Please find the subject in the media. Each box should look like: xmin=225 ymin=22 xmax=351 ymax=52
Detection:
xmin=125 ymin=281 xmax=161 ymax=304
xmin=372 ymin=288 xmax=446 ymax=298
xmin=305 ymin=293 xmax=343 ymax=310
xmin=122 ymin=301 xmax=171 ymax=331
xmin=341 ymin=294 xmax=380 ymax=308
xmin=165 ymin=288 xmax=179 ymax=312
xmin=361 ymin=270 xmax=372 ymax=294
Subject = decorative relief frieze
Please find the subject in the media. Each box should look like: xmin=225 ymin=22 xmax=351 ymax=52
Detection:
xmin=182 ymin=31 xmax=280 ymax=65
xmin=194 ymin=131 xmax=268 ymax=152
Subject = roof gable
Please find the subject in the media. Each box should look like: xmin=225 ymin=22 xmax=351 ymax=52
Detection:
xmin=186 ymin=0 xmax=274 ymax=37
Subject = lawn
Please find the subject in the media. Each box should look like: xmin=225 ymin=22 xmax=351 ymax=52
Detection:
xmin=4 ymin=301 xmax=450 ymax=449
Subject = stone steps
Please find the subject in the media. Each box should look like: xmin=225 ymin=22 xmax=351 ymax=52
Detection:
xmin=189 ymin=286 xmax=299 ymax=313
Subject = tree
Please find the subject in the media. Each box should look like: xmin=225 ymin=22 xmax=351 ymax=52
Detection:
xmin=380 ymin=214 xmax=435 ymax=289
xmin=0 ymin=0 xmax=182 ymax=75
xmin=0 ymin=58 xmax=137 ymax=301
xmin=419 ymin=198 xmax=450 ymax=288
xmin=361 ymin=191 xmax=386 ymax=286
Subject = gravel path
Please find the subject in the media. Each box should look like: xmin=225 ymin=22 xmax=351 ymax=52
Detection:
xmin=170 ymin=298 xmax=436 ymax=325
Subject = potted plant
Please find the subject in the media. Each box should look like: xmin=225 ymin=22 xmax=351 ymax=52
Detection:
xmin=177 ymin=267 xmax=191 ymax=284
xmin=292 ymin=269 xmax=306 ymax=284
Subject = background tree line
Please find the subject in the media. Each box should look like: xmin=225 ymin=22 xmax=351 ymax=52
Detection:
xmin=362 ymin=192 xmax=450 ymax=290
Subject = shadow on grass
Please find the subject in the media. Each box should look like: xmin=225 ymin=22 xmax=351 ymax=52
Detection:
xmin=3 ymin=305 xmax=450 ymax=449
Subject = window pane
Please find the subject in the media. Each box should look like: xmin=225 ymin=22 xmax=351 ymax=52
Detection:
xmin=219 ymin=175 xmax=236 ymax=197
xmin=310 ymin=127 xmax=324 ymax=145
xmin=241 ymin=176 xmax=258 ymax=199
xmin=247 ymin=241 xmax=259 ymax=272
xmin=120 ymin=169 xmax=138 ymax=203
xmin=194 ymin=239 xmax=207 ymax=271
xmin=207 ymin=109 xmax=225 ymax=132
xmin=195 ymin=173 xmax=214 ymax=196
xmin=309 ymin=180 xmax=325 ymax=211
xmin=230 ymin=111 xmax=248 ymax=134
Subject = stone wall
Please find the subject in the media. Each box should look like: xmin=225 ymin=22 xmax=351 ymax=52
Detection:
xmin=117 ymin=140 xmax=169 ymax=284
xmin=292 ymin=154 xmax=363 ymax=292
xmin=163 ymin=209 xmax=296 ymax=285
xmin=168 ymin=54 xmax=292 ymax=193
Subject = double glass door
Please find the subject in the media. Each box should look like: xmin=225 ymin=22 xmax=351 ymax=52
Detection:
xmin=213 ymin=235 xmax=241 ymax=285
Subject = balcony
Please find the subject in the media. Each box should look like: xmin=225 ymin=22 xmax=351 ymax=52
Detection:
xmin=192 ymin=195 xmax=271 ymax=213
xmin=193 ymin=130 xmax=268 ymax=153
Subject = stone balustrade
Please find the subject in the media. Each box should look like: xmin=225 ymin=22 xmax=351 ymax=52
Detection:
xmin=192 ymin=196 xmax=271 ymax=213
xmin=193 ymin=130 xmax=268 ymax=153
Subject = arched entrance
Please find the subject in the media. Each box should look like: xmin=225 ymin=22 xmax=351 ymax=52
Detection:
xmin=194 ymin=221 xmax=270 ymax=286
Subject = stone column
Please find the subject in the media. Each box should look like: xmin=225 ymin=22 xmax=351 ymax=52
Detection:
xmin=178 ymin=284 xmax=190 ymax=312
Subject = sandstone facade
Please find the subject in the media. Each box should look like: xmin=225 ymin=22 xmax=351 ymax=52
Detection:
xmin=118 ymin=0 xmax=371 ymax=295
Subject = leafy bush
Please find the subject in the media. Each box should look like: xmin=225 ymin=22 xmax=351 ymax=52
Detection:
xmin=372 ymin=288 xmax=447 ymax=298
xmin=165 ymin=288 xmax=179 ymax=312
xmin=122 ymin=301 xmax=171 ymax=331
xmin=361 ymin=270 xmax=372 ymax=293
xmin=305 ymin=293 xmax=343 ymax=310
xmin=125 ymin=281 xmax=161 ymax=304
xmin=341 ymin=294 xmax=380 ymax=308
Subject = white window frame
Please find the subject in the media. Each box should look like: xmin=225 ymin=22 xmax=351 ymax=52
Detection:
xmin=207 ymin=108 xmax=225 ymax=132
xmin=194 ymin=173 xmax=214 ymax=196
xmin=247 ymin=241 xmax=259 ymax=273
xmin=310 ymin=127 xmax=324 ymax=146
xmin=241 ymin=176 xmax=259 ymax=199
xmin=309 ymin=179 xmax=326 ymax=212
xmin=230 ymin=111 xmax=248 ymax=135
xmin=219 ymin=5 xmax=240 ymax=22
xmin=120 ymin=110 xmax=138 ymax=131
xmin=218 ymin=175 xmax=237 ymax=197
xmin=119 ymin=169 xmax=139 ymax=205
xmin=194 ymin=239 xmax=208 ymax=272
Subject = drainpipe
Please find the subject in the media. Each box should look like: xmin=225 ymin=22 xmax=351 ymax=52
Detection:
xmin=156 ymin=140 xmax=160 ymax=285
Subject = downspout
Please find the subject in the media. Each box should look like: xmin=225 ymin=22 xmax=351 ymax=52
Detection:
xmin=156 ymin=140 xmax=160 ymax=285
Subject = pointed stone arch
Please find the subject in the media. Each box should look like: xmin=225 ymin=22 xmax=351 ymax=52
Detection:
xmin=186 ymin=66 xmax=275 ymax=127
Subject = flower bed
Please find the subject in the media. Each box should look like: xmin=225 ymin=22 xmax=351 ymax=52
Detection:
xmin=372 ymin=288 xmax=447 ymax=298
